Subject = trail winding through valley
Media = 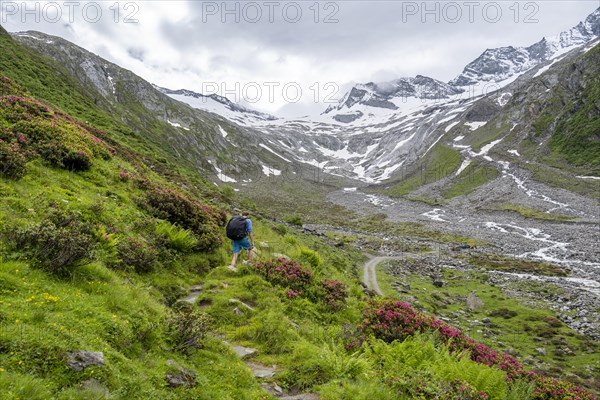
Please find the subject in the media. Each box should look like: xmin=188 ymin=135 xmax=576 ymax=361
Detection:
xmin=363 ymin=256 xmax=403 ymax=295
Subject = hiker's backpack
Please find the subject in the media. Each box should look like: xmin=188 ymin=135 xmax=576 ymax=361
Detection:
xmin=226 ymin=216 xmax=247 ymax=240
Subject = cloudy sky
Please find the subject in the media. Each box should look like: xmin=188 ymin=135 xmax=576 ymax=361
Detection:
xmin=1 ymin=1 xmax=598 ymax=116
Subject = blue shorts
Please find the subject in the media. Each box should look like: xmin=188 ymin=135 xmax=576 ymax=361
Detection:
xmin=232 ymin=237 xmax=251 ymax=254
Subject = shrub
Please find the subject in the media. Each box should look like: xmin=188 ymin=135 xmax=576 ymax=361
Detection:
xmin=284 ymin=214 xmax=303 ymax=226
xmin=166 ymin=307 xmax=211 ymax=354
xmin=245 ymin=310 xmax=297 ymax=355
xmin=353 ymin=299 xmax=597 ymax=398
xmin=10 ymin=210 xmax=95 ymax=275
xmin=142 ymin=188 xmax=226 ymax=251
xmin=280 ymin=341 xmax=370 ymax=391
xmin=318 ymin=279 xmax=349 ymax=311
xmin=0 ymin=76 xmax=21 ymax=97
xmin=155 ymin=283 xmax=187 ymax=307
xmin=528 ymin=374 xmax=597 ymax=400
xmin=489 ymin=308 xmax=518 ymax=319
xmin=0 ymin=95 xmax=112 ymax=173
xmin=251 ymin=258 xmax=314 ymax=291
xmin=115 ymin=238 xmax=159 ymax=273
xmin=0 ymin=140 xmax=28 ymax=179
xmin=357 ymin=300 xmax=525 ymax=378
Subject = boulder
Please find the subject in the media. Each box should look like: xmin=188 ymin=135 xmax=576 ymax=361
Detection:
xmin=165 ymin=360 xmax=197 ymax=388
xmin=466 ymin=293 xmax=484 ymax=310
xmin=66 ymin=351 xmax=105 ymax=371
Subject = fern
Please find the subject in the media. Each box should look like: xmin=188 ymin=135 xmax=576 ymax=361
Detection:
xmin=155 ymin=220 xmax=198 ymax=253
xmin=299 ymin=247 xmax=322 ymax=271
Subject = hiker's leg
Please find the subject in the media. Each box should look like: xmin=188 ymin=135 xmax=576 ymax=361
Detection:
xmin=239 ymin=237 xmax=252 ymax=261
xmin=231 ymin=240 xmax=242 ymax=266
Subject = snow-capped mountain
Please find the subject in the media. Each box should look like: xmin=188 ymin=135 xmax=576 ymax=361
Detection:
xmin=324 ymin=8 xmax=599 ymax=124
xmin=322 ymin=76 xmax=464 ymax=123
xmin=10 ymin=7 xmax=599 ymax=187
xmin=450 ymin=8 xmax=600 ymax=87
xmin=154 ymin=86 xmax=278 ymax=126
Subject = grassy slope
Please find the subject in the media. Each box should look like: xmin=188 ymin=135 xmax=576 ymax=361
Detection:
xmin=385 ymin=144 xmax=461 ymax=198
xmin=0 ymin=26 xmax=597 ymax=399
xmin=376 ymin=262 xmax=599 ymax=388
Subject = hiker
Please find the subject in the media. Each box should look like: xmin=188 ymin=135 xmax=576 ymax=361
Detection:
xmin=226 ymin=211 xmax=255 ymax=271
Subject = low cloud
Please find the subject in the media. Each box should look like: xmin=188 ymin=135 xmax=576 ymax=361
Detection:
xmin=1 ymin=1 xmax=597 ymax=114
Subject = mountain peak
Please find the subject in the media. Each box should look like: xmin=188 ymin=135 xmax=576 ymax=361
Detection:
xmin=323 ymin=75 xmax=464 ymax=122
xmin=154 ymin=85 xmax=277 ymax=123
xmin=450 ymin=7 xmax=599 ymax=87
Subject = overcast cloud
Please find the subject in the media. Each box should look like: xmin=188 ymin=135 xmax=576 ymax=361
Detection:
xmin=1 ymin=1 xmax=598 ymax=116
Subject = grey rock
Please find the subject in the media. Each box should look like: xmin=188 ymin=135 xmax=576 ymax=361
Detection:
xmin=66 ymin=351 xmax=105 ymax=371
xmin=466 ymin=293 xmax=484 ymax=311
xmin=165 ymin=360 xmax=197 ymax=388
xmin=247 ymin=363 xmax=276 ymax=379
xmin=535 ymin=348 xmax=547 ymax=356
xmin=232 ymin=345 xmax=257 ymax=359
xmin=280 ymin=394 xmax=320 ymax=400
xmin=229 ymin=298 xmax=255 ymax=311
xmin=272 ymin=253 xmax=290 ymax=260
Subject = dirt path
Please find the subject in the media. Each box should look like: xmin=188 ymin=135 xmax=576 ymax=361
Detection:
xmin=363 ymin=256 xmax=403 ymax=295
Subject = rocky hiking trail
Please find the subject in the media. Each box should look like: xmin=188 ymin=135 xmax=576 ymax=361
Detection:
xmin=177 ymin=277 xmax=320 ymax=400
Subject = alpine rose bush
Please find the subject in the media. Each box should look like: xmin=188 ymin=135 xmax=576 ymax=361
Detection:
xmin=0 ymin=90 xmax=112 ymax=174
xmin=142 ymin=188 xmax=227 ymax=251
xmin=318 ymin=279 xmax=349 ymax=310
xmin=251 ymin=258 xmax=313 ymax=291
xmin=355 ymin=299 xmax=596 ymax=400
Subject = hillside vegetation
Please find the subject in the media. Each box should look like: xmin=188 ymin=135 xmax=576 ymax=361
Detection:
xmin=0 ymin=27 xmax=597 ymax=399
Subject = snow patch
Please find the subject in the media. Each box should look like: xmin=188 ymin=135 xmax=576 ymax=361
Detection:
xmin=262 ymin=165 xmax=282 ymax=176
xmin=465 ymin=121 xmax=487 ymax=131
xmin=259 ymin=143 xmax=291 ymax=162
xmin=437 ymin=114 xmax=457 ymax=124
xmin=378 ymin=161 xmax=404 ymax=181
xmin=476 ymin=138 xmax=503 ymax=157
xmin=209 ymin=162 xmax=237 ymax=183
xmin=218 ymin=125 xmax=228 ymax=138
xmin=508 ymin=150 xmax=520 ymax=156
xmin=497 ymin=92 xmax=512 ymax=107
xmin=453 ymin=135 xmax=464 ymax=142
xmin=533 ymin=56 xmax=565 ymax=78
xmin=422 ymin=209 xmax=447 ymax=222
xmin=392 ymin=132 xmax=417 ymax=151
xmin=423 ymin=134 xmax=444 ymax=156
xmin=445 ymin=121 xmax=460 ymax=132
xmin=455 ymin=159 xmax=472 ymax=176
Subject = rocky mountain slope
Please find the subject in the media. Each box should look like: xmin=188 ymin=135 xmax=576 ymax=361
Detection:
xmin=451 ymin=8 xmax=600 ymax=87
xmin=9 ymin=8 xmax=599 ymax=192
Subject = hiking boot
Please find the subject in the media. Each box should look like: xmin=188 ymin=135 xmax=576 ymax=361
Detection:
xmin=227 ymin=265 xmax=238 ymax=272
